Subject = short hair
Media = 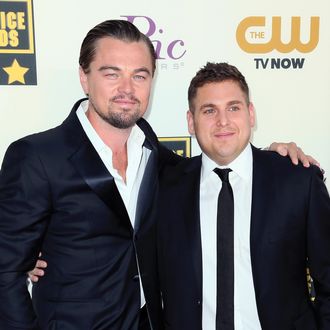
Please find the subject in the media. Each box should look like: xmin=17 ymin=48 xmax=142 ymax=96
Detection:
xmin=188 ymin=62 xmax=250 ymax=112
xmin=79 ymin=19 xmax=156 ymax=75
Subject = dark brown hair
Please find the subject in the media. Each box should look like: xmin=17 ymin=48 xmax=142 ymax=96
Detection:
xmin=188 ymin=62 xmax=250 ymax=112
xmin=79 ymin=19 xmax=156 ymax=75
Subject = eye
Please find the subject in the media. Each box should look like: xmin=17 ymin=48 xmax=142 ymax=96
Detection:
xmin=105 ymin=72 xmax=118 ymax=79
xmin=203 ymin=108 xmax=215 ymax=114
xmin=133 ymin=74 xmax=147 ymax=81
xmin=228 ymin=105 xmax=240 ymax=112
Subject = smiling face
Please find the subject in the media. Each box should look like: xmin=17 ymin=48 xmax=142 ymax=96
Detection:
xmin=187 ymin=80 xmax=255 ymax=165
xmin=79 ymin=37 xmax=153 ymax=129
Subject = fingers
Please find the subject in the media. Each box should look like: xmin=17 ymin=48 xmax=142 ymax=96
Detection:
xmin=269 ymin=142 xmax=289 ymax=157
xmin=268 ymin=142 xmax=320 ymax=168
xmin=27 ymin=259 xmax=47 ymax=282
xmin=288 ymin=144 xmax=321 ymax=168
xmin=286 ymin=142 xmax=300 ymax=166
xmin=37 ymin=259 xmax=47 ymax=268
xmin=305 ymin=155 xmax=320 ymax=168
xmin=295 ymin=148 xmax=310 ymax=168
xmin=29 ymin=274 xmax=41 ymax=283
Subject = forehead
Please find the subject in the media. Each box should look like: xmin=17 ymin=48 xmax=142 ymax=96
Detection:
xmin=92 ymin=37 xmax=153 ymax=70
xmin=195 ymin=80 xmax=246 ymax=103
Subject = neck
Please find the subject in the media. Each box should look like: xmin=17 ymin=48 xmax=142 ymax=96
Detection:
xmin=87 ymin=109 xmax=133 ymax=183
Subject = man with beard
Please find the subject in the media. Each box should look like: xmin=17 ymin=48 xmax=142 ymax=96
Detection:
xmin=0 ymin=19 xmax=174 ymax=330
xmin=0 ymin=20 xmax=316 ymax=330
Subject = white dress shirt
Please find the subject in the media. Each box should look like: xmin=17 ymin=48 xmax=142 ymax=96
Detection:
xmin=77 ymin=100 xmax=150 ymax=307
xmin=200 ymin=144 xmax=262 ymax=329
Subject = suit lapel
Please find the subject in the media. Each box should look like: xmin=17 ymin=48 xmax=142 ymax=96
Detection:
xmin=69 ymin=142 xmax=131 ymax=226
xmin=250 ymin=147 xmax=267 ymax=256
xmin=134 ymin=140 xmax=158 ymax=232
xmin=182 ymin=157 xmax=203 ymax=296
xmin=63 ymin=99 xmax=131 ymax=231
xmin=250 ymin=146 xmax=274 ymax=263
xmin=250 ymin=146 xmax=273 ymax=318
xmin=133 ymin=118 xmax=162 ymax=233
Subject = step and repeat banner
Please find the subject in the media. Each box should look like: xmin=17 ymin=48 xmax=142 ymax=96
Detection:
xmin=0 ymin=0 xmax=329 ymax=188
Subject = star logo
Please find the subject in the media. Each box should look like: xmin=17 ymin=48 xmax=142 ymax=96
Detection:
xmin=3 ymin=59 xmax=30 ymax=84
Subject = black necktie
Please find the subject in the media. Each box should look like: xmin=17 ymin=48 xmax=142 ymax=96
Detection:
xmin=214 ymin=168 xmax=234 ymax=330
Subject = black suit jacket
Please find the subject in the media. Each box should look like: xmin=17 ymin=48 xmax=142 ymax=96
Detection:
xmin=157 ymin=145 xmax=330 ymax=330
xmin=0 ymin=99 xmax=178 ymax=330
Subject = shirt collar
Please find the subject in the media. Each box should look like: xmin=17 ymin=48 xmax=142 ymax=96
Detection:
xmin=201 ymin=143 xmax=253 ymax=183
xmin=76 ymin=99 xmax=146 ymax=154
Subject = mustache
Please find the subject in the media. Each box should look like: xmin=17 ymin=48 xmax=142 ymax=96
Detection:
xmin=111 ymin=94 xmax=140 ymax=103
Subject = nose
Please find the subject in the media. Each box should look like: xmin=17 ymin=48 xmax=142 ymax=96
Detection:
xmin=216 ymin=109 xmax=229 ymax=126
xmin=118 ymin=76 xmax=134 ymax=94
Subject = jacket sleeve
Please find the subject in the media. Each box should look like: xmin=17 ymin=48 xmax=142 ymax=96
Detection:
xmin=0 ymin=139 xmax=51 ymax=329
xmin=307 ymin=166 xmax=330 ymax=329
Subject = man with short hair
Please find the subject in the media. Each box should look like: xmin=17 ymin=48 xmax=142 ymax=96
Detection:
xmin=157 ymin=62 xmax=330 ymax=330
xmin=0 ymin=20 xmax=317 ymax=329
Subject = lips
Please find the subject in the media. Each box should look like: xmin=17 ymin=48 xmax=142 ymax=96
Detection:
xmin=114 ymin=99 xmax=136 ymax=105
xmin=112 ymin=95 xmax=139 ymax=105
xmin=214 ymin=131 xmax=235 ymax=138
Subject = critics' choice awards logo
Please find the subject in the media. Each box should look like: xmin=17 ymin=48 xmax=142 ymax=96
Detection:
xmin=121 ymin=15 xmax=186 ymax=70
xmin=236 ymin=16 xmax=319 ymax=70
xmin=0 ymin=0 xmax=37 ymax=85
xmin=158 ymin=137 xmax=191 ymax=158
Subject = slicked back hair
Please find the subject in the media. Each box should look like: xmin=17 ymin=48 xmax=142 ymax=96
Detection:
xmin=79 ymin=19 xmax=156 ymax=75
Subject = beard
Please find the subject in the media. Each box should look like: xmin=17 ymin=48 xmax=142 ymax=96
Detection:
xmin=90 ymin=95 xmax=142 ymax=129
xmin=101 ymin=108 xmax=141 ymax=129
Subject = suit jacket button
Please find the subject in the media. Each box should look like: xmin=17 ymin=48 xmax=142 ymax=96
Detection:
xmin=133 ymin=275 xmax=140 ymax=282
xmin=197 ymin=300 xmax=201 ymax=305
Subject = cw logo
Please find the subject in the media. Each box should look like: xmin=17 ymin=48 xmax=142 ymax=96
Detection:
xmin=236 ymin=16 xmax=319 ymax=53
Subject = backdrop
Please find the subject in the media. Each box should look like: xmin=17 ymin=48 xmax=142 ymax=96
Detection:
xmin=0 ymin=0 xmax=329 ymax=189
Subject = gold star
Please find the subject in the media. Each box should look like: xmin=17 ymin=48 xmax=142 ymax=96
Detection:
xmin=3 ymin=59 xmax=29 ymax=84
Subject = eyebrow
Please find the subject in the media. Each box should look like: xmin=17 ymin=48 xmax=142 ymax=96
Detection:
xmin=200 ymin=100 xmax=243 ymax=107
xmin=227 ymin=100 xmax=244 ymax=106
xmin=98 ymin=65 xmax=151 ymax=76
xmin=200 ymin=103 xmax=216 ymax=110
xmin=198 ymin=100 xmax=244 ymax=111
